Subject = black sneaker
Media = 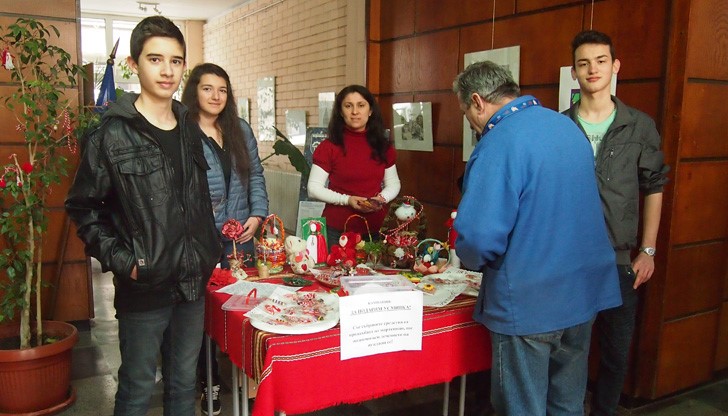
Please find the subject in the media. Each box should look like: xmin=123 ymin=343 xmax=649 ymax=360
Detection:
xmin=201 ymin=383 xmax=221 ymax=415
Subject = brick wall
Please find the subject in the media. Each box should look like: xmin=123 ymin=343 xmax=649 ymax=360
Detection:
xmin=203 ymin=0 xmax=358 ymax=172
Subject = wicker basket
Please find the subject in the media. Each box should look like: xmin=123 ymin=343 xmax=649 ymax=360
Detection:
xmin=256 ymin=214 xmax=286 ymax=274
xmin=413 ymin=238 xmax=449 ymax=274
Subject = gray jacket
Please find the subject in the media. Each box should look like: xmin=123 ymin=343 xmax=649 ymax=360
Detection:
xmin=564 ymin=97 xmax=669 ymax=264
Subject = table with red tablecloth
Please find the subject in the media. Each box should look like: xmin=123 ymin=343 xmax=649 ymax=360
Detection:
xmin=204 ymin=270 xmax=491 ymax=416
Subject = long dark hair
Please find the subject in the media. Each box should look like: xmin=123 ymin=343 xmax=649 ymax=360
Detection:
xmin=182 ymin=63 xmax=250 ymax=182
xmin=327 ymin=84 xmax=390 ymax=163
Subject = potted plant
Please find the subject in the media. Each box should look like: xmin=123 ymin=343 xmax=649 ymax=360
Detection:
xmin=0 ymin=17 xmax=93 ymax=413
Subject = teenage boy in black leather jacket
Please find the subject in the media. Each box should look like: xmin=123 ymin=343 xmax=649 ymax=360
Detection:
xmin=65 ymin=16 xmax=221 ymax=416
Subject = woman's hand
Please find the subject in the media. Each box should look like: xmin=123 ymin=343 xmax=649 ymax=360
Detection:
xmin=349 ymin=195 xmax=384 ymax=213
xmin=238 ymin=217 xmax=261 ymax=243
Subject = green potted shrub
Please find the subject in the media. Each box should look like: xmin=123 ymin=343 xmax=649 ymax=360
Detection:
xmin=0 ymin=17 xmax=93 ymax=413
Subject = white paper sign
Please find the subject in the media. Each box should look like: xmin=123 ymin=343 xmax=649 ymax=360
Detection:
xmin=339 ymin=291 xmax=423 ymax=360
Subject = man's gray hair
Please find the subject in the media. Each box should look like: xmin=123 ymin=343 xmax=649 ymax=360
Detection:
xmin=453 ymin=61 xmax=520 ymax=106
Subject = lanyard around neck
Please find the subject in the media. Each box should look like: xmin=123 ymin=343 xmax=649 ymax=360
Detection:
xmin=483 ymin=97 xmax=541 ymax=135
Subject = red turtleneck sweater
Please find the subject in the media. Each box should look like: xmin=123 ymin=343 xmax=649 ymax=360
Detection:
xmin=311 ymin=129 xmax=396 ymax=234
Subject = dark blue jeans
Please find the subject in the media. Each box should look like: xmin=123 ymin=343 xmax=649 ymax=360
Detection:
xmin=490 ymin=319 xmax=594 ymax=416
xmin=114 ymin=298 xmax=205 ymax=416
xmin=591 ymin=265 xmax=638 ymax=416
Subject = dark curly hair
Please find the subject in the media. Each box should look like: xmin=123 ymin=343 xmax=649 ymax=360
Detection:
xmin=182 ymin=63 xmax=250 ymax=182
xmin=327 ymin=84 xmax=391 ymax=164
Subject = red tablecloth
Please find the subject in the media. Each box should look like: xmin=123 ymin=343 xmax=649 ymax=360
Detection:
xmin=205 ymin=270 xmax=491 ymax=416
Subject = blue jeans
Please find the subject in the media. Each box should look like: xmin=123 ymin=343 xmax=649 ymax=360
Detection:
xmin=114 ymin=298 xmax=205 ymax=416
xmin=490 ymin=319 xmax=594 ymax=416
xmin=591 ymin=265 xmax=638 ymax=416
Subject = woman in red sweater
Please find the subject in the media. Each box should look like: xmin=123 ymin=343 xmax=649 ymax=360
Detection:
xmin=308 ymin=85 xmax=401 ymax=248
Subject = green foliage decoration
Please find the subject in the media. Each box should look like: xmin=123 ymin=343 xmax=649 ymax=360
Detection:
xmin=0 ymin=18 xmax=97 ymax=349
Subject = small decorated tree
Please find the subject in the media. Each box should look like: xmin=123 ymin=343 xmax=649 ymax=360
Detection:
xmin=0 ymin=18 xmax=94 ymax=349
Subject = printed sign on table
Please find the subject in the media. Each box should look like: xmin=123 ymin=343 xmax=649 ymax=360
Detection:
xmin=339 ymin=291 xmax=423 ymax=360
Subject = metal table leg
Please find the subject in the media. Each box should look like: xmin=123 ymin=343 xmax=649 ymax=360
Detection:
xmin=443 ymin=381 xmax=450 ymax=416
xmin=458 ymin=375 xmax=466 ymax=416
xmin=205 ymin=335 xmax=214 ymax=416
xmin=232 ymin=366 xmax=242 ymax=416
xmin=241 ymin=369 xmax=249 ymax=416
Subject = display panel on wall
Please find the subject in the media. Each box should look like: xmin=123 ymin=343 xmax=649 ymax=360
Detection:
xmin=462 ymin=46 xmax=520 ymax=161
xmin=257 ymin=76 xmax=275 ymax=141
xmin=238 ymin=97 xmax=250 ymax=122
xmin=318 ymin=92 xmax=335 ymax=127
xmin=392 ymin=102 xmax=433 ymax=152
xmin=285 ymin=109 xmax=306 ymax=146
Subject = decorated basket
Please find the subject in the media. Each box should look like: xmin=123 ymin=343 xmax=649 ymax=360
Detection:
xmin=256 ymin=214 xmax=286 ymax=274
xmin=413 ymin=238 xmax=449 ymax=275
xmin=344 ymin=214 xmax=372 ymax=264
xmin=379 ymin=196 xmax=426 ymax=269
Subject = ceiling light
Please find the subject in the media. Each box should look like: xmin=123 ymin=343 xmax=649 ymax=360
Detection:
xmin=137 ymin=2 xmax=162 ymax=15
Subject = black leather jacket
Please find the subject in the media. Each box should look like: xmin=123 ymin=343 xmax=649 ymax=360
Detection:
xmin=65 ymin=93 xmax=222 ymax=312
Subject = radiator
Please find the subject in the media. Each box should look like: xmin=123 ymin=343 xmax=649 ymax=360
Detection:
xmin=263 ymin=169 xmax=301 ymax=234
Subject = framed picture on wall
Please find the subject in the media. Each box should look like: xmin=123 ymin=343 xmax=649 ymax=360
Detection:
xmin=392 ymin=102 xmax=433 ymax=152
xmin=462 ymin=46 xmax=520 ymax=161
xmin=318 ymin=92 xmax=335 ymax=127
xmin=257 ymin=76 xmax=276 ymax=141
xmin=238 ymin=97 xmax=250 ymax=122
xmin=285 ymin=109 xmax=306 ymax=146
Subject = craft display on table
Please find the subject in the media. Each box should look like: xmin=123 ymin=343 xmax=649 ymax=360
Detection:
xmin=256 ymin=214 xmax=287 ymax=274
xmin=244 ymin=287 xmax=340 ymax=334
xmin=415 ymin=275 xmax=468 ymax=307
xmin=221 ymin=218 xmax=249 ymax=280
xmin=344 ymin=214 xmax=374 ymax=265
xmin=425 ymin=268 xmax=483 ymax=297
xmin=301 ymin=217 xmax=328 ymax=265
xmin=284 ymin=235 xmax=314 ymax=274
xmin=310 ymin=264 xmax=377 ymax=288
xmin=379 ymin=196 xmax=426 ymax=269
xmin=326 ymin=230 xmax=361 ymax=269
xmin=413 ymin=238 xmax=450 ymax=275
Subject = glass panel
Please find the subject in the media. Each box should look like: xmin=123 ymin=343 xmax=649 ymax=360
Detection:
xmin=81 ymin=17 xmax=106 ymax=64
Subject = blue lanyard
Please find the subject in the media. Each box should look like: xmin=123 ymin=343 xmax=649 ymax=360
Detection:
xmin=483 ymin=97 xmax=541 ymax=135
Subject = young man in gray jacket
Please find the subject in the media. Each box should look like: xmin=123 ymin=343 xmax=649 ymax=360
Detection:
xmin=563 ymin=30 xmax=669 ymax=416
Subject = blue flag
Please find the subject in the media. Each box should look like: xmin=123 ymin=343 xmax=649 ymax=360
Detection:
xmin=94 ymin=62 xmax=116 ymax=112
xmin=94 ymin=38 xmax=119 ymax=113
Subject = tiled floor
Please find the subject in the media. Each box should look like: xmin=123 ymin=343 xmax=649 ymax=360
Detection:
xmin=63 ymin=259 xmax=728 ymax=415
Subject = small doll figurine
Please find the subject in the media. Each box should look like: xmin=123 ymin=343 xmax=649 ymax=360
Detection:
xmin=305 ymin=221 xmax=328 ymax=264
xmin=445 ymin=210 xmax=460 ymax=268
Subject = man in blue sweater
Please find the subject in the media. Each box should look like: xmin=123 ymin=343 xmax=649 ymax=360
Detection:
xmin=452 ymin=60 xmax=621 ymax=416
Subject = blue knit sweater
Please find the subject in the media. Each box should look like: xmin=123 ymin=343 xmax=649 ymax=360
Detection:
xmin=455 ymin=95 xmax=621 ymax=336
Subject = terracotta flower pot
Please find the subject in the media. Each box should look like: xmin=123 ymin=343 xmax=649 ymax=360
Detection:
xmin=0 ymin=321 xmax=78 ymax=415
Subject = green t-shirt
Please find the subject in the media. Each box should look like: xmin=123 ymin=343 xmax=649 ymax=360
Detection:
xmin=578 ymin=110 xmax=616 ymax=158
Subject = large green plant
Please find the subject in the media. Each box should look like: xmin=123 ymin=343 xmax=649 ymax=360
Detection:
xmin=0 ymin=18 xmax=94 ymax=349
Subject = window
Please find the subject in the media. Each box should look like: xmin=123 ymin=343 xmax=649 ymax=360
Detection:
xmin=81 ymin=16 xmax=142 ymax=101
